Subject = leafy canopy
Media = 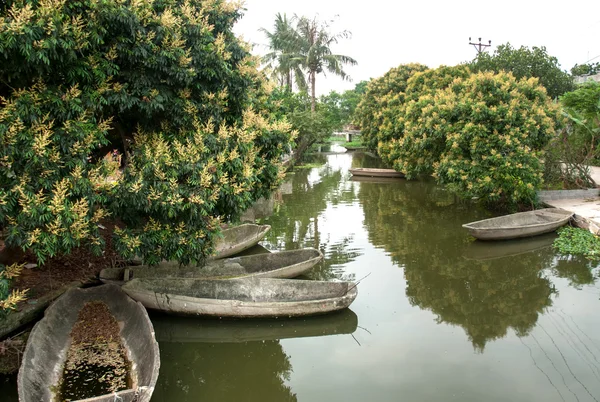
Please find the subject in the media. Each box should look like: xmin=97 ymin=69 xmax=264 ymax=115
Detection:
xmin=0 ymin=0 xmax=293 ymax=270
xmin=470 ymin=43 xmax=574 ymax=99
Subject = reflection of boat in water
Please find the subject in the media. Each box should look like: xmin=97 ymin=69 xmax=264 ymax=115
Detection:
xmin=462 ymin=208 xmax=572 ymax=240
xmin=350 ymin=175 xmax=404 ymax=184
xmin=151 ymin=308 xmax=358 ymax=343
xmin=349 ymin=168 xmax=405 ymax=178
xmin=464 ymin=233 xmax=557 ymax=261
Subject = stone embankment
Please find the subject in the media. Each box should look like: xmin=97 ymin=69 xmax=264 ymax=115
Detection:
xmin=539 ymin=166 xmax=600 ymax=234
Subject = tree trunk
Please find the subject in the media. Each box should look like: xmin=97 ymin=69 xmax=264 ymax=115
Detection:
xmin=310 ymin=71 xmax=316 ymax=113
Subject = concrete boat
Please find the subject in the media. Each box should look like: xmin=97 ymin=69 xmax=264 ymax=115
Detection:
xmin=462 ymin=208 xmax=573 ymax=240
xmin=122 ymin=277 xmax=358 ymax=318
xmin=99 ymin=248 xmax=323 ymax=286
xmin=18 ymin=285 xmax=160 ymax=402
xmin=150 ymin=308 xmax=358 ymax=343
xmin=212 ymin=223 xmax=271 ymax=259
xmin=349 ymin=168 xmax=405 ymax=178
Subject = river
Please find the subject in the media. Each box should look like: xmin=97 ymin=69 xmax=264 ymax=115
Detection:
xmin=3 ymin=149 xmax=600 ymax=401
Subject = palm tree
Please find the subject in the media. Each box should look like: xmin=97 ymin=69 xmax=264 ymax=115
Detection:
xmin=291 ymin=15 xmax=357 ymax=112
xmin=259 ymin=13 xmax=305 ymax=91
xmin=261 ymin=15 xmax=357 ymax=112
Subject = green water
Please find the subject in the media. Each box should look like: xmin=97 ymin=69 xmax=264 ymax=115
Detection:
xmin=151 ymin=150 xmax=600 ymax=402
xmin=4 ymin=150 xmax=600 ymax=401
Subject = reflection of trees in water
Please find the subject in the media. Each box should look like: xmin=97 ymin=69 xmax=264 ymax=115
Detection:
xmin=152 ymin=340 xmax=296 ymax=402
xmin=358 ymin=180 xmax=556 ymax=352
xmin=261 ymin=164 xmax=357 ymax=282
xmin=551 ymin=256 xmax=597 ymax=288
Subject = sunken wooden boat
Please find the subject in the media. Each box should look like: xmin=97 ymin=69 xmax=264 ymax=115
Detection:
xmin=151 ymin=308 xmax=358 ymax=343
xmin=99 ymin=248 xmax=323 ymax=286
xmin=18 ymin=284 xmax=160 ymax=402
xmin=462 ymin=208 xmax=573 ymax=240
xmin=121 ymin=277 xmax=358 ymax=318
xmin=349 ymin=167 xmax=405 ymax=178
xmin=211 ymin=223 xmax=271 ymax=259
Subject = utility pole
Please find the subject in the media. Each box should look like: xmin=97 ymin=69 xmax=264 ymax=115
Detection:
xmin=469 ymin=37 xmax=492 ymax=54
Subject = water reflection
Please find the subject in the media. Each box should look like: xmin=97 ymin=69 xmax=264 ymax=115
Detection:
xmin=261 ymin=164 xmax=357 ymax=282
xmin=356 ymin=178 xmax=561 ymax=351
xmin=150 ymin=310 xmax=358 ymax=343
xmin=152 ymin=339 xmax=296 ymax=402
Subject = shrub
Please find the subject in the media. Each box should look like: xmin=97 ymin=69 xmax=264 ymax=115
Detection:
xmin=434 ymin=72 xmax=559 ymax=208
xmin=379 ymin=65 xmax=471 ymax=173
xmin=353 ymin=63 xmax=428 ymax=151
xmin=384 ymin=69 xmax=560 ymax=208
xmin=0 ymin=0 xmax=293 ymax=272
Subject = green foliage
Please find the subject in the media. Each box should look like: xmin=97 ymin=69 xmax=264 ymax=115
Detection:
xmin=379 ymin=65 xmax=471 ymax=171
xmin=470 ymin=43 xmax=574 ymax=99
xmin=267 ymin=88 xmax=333 ymax=160
xmin=0 ymin=0 xmax=293 ymax=268
xmin=542 ymin=82 xmax=600 ymax=188
xmin=0 ymin=263 xmax=27 ymax=312
xmin=571 ymin=62 xmax=600 ymax=76
xmin=384 ymin=70 xmax=559 ymax=208
xmin=354 ymin=63 xmax=428 ymax=151
xmin=554 ymin=226 xmax=600 ymax=260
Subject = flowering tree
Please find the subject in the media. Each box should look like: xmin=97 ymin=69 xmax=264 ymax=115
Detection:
xmin=0 ymin=0 xmax=293 ymax=308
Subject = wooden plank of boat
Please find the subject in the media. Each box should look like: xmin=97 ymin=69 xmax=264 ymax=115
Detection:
xmin=211 ymin=223 xmax=271 ymax=259
xmin=150 ymin=308 xmax=358 ymax=343
xmin=18 ymin=285 xmax=160 ymax=402
xmin=100 ymin=248 xmax=323 ymax=286
xmin=462 ymin=208 xmax=573 ymax=240
xmin=349 ymin=168 xmax=405 ymax=178
xmin=122 ymin=277 xmax=358 ymax=318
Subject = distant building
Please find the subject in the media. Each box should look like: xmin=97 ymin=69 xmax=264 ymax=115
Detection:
xmin=574 ymin=73 xmax=600 ymax=85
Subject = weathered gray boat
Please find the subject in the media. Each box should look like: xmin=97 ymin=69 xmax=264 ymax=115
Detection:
xmin=99 ymin=248 xmax=323 ymax=286
xmin=462 ymin=208 xmax=573 ymax=240
xmin=211 ymin=223 xmax=271 ymax=259
xmin=18 ymin=285 xmax=160 ymax=402
xmin=151 ymin=308 xmax=358 ymax=343
xmin=349 ymin=168 xmax=405 ymax=178
xmin=122 ymin=277 xmax=358 ymax=318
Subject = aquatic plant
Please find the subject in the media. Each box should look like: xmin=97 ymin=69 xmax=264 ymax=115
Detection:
xmin=553 ymin=226 xmax=600 ymax=260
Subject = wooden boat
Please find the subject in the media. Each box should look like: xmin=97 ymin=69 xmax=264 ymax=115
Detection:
xmin=18 ymin=285 xmax=160 ymax=402
xmin=150 ymin=308 xmax=358 ymax=343
xmin=462 ymin=208 xmax=573 ymax=240
xmin=122 ymin=277 xmax=358 ymax=318
xmin=349 ymin=168 xmax=405 ymax=178
xmin=211 ymin=223 xmax=271 ymax=259
xmin=99 ymin=248 xmax=323 ymax=286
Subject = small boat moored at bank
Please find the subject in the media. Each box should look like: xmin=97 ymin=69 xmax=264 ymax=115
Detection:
xmin=349 ymin=168 xmax=405 ymax=178
xmin=100 ymin=248 xmax=323 ymax=286
xmin=462 ymin=208 xmax=573 ymax=240
xmin=211 ymin=224 xmax=271 ymax=259
xmin=18 ymin=285 xmax=160 ymax=402
xmin=122 ymin=277 xmax=358 ymax=318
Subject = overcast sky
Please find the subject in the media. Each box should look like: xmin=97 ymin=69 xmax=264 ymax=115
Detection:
xmin=233 ymin=0 xmax=600 ymax=96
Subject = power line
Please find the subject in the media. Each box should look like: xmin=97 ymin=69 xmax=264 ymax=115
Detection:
xmin=469 ymin=37 xmax=492 ymax=54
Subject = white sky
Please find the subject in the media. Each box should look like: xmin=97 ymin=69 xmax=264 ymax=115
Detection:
xmin=234 ymin=0 xmax=600 ymax=96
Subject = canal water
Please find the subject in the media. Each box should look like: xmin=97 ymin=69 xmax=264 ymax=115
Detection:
xmin=3 ymin=149 xmax=600 ymax=401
